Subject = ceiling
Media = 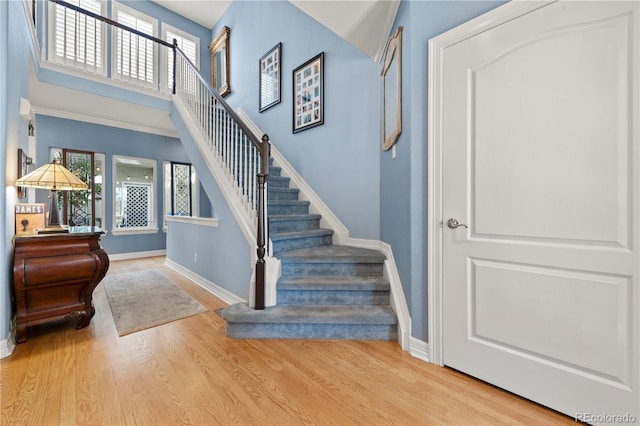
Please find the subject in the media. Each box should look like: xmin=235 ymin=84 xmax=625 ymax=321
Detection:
xmin=150 ymin=0 xmax=400 ymax=62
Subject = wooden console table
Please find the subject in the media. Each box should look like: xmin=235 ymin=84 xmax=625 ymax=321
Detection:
xmin=12 ymin=227 xmax=109 ymax=343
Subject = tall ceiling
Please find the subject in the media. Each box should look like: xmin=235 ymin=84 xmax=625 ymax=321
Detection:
xmin=150 ymin=0 xmax=400 ymax=62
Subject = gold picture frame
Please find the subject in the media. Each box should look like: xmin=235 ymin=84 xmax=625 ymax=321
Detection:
xmin=381 ymin=27 xmax=402 ymax=151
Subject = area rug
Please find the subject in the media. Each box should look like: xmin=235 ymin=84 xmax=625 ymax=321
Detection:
xmin=104 ymin=269 xmax=208 ymax=336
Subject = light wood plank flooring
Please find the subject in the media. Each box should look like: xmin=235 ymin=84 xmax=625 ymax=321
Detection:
xmin=2 ymin=256 xmax=573 ymax=425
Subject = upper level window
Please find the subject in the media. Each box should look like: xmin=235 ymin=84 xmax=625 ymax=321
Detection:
xmin=163 ymin=24 xmax=199 ymax=91
xmin=51 ymin=0 xmax=105 ymax=72
xmin=112 ymin=3 xmax=157 ymax=87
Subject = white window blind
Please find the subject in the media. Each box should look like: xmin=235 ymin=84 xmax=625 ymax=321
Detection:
xmin=114 ymin=7 xmax=156 ymax=86
xmin=53 ymin=0 xmax=103 ymax=70
xmin=165 ymin=29 xmax=199 ymax=90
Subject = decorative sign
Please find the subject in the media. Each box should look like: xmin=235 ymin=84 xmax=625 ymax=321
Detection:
xmin=15 ymin=203 xmax=46 ymax=236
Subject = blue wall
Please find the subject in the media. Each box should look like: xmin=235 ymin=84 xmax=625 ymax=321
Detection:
xmin=381 ymin=0 xmax=506 ymax=339
xmin=212 ymin=1 xmax=381 ymax=240
xmin=35 ymin=115 xmax=190 ymax=256
xmin=2 ymin=0 xmax=33 ymax=349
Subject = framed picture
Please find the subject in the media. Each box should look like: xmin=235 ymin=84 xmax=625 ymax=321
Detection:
xmin=259 ymin=42 xmax=282 ymax=112
xmin=17 ymin=148 xmax=32 ymax=199
xmin=292 ymin=52 xmax=324 ymax=133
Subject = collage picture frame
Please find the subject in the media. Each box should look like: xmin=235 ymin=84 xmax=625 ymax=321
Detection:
xmin=259 ymin=42 xmax=282 ymax=112
xmin=292 ymin=52 xmax=324 ymax=133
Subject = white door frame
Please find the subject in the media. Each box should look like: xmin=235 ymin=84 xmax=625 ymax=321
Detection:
xmin=426 ymin=0 xmax=556 ymax=366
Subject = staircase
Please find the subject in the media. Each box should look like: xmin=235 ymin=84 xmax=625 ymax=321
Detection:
xmin=220 ymin=160 xmax=398 ymax=340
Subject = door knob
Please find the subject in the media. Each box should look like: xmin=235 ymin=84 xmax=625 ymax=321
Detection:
xmin=447 ymin=218 xmax=468 ymax=229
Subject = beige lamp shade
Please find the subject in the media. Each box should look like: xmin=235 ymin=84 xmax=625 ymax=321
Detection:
xmin=15 ymin=162 xmax=88 ymax=191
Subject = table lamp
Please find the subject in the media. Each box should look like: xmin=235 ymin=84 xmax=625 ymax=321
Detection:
xmin=15 ymin=159 xmax=88 ymax=232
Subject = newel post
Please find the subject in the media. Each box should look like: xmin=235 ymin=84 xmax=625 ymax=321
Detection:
xmin=254 ymin=134 xmax=271 ymax=310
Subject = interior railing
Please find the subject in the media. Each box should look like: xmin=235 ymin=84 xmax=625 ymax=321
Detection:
xmin=29 ymin=0 xmax=271 ymax=309
xmin=173 ymin=47 xmax=271 ymax=309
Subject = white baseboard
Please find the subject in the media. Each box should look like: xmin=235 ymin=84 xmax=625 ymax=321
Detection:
xmin=1 ymin=329 xmax=16 ymax=359
xmin=409 ymin=337 xmax=430 ymax=363
xmin=108 ymin=249 xmax=166 ymax=262
xmin=164 ymin=259 xmax=246 ymax=306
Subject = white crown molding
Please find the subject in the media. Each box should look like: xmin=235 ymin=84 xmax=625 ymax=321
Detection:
xmin=165 ymin=258 xmax=245 ymax=305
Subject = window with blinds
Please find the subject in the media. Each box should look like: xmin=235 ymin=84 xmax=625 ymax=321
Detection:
xmin=164 ymin=25 xmax=199 ymax=91
xmin=52 ymin=0 xmax=104 ymax=71
xmin=113 ymin=4 xmax=157 ymax=87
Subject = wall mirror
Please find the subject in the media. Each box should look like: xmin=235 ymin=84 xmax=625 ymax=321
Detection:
xmin=381 ymin=26 xmax=402 ymax=151
xmin=209 ymin=26 xmax=230 ymax=97
xmin=112 ymin=155 xmax=157 ymax=234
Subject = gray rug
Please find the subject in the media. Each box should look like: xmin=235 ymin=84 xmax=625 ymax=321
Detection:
xmin=104 ymin=269 xmax=207 ymax=336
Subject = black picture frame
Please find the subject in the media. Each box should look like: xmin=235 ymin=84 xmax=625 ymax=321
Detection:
xmin=259 ymin=42 xmax=282 ymax=112
xmin=17 ymin=148 xmax=32 ymax=199
xmin=292 ymin=52 xmax=324 ymax=133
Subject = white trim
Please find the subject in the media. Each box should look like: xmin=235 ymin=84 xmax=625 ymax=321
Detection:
xmin=111 ymin=227 xmax=159 ymax=236
xmin=427 ymin=0 xmax=556 ymax=367
xmin=33 ymin=106 xmax=177 ymax=138
xmin=47 ymin=0 xmax=107 ymax=75
xmin=161 ymin=22 xmax=200 ymax=91
xmin=409 ymin=337 xmax=430 ymax=363
xmin=0 ymin=329 xmax=16 ymax=359
xmin=165 ymin=258 xmax=246 ymax=305
xmin=107 ymin=249 xmax=166 ymax=261
xmin=111 ymin=1 xmax=159 ymax=89
xmin=237 ymin=108 xmax=412 ymax=351
xmin=165 ymin=216 xmax=219 ymax=227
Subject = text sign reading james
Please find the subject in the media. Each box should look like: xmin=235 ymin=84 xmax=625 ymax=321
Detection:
xmin=15 ymin=203 xmax=46 ymax=235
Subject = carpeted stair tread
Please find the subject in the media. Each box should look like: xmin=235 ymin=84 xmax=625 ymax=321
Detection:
xmin=270 ymin=228 xmax=334 ymax=241
xmin=269 ymin=199 xmax=310 ymax=207
xmin=269 ymin=213 xmax=321 ymax=222
xmin=278 ymin=275 xmax=390 ymax=291
xmin=278 ymin=245 xmax=386 ymax=263
xmin=221 ymin=303 xmax=397 ymax=325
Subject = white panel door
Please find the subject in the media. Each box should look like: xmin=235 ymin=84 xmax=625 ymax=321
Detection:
xmin=442 ymin=1 xmax=639 ymax=420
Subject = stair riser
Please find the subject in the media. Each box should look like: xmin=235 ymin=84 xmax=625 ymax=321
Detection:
xmin=226 ymin=323 xmax=397 ymax=340
xmin=277 ymin=290 xmax=390 ymax=305
xmin=269 ymin=218 xmax=321 ymax=233
xmin=269 ymin=177 xmax=291 ymax=188
xmin=281 ymin=262 xmax=383 ymax=277
xmin=273 ymin=235 xmax=333 ymax=253
xmin=269 ymin=167 xmax=281 ymax=177
xmin=268 ymin=204 xmax=309 ymax=215
xmin=268 ymin=190 xmax=299 ymax=201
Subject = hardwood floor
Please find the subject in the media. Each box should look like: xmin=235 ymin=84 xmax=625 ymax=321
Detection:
xmin=2 ymin=256 xmax=574 ymax=425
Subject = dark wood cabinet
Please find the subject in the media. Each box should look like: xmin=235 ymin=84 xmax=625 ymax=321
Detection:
xmin=12 ymin=227 xmax=109 ymax=343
